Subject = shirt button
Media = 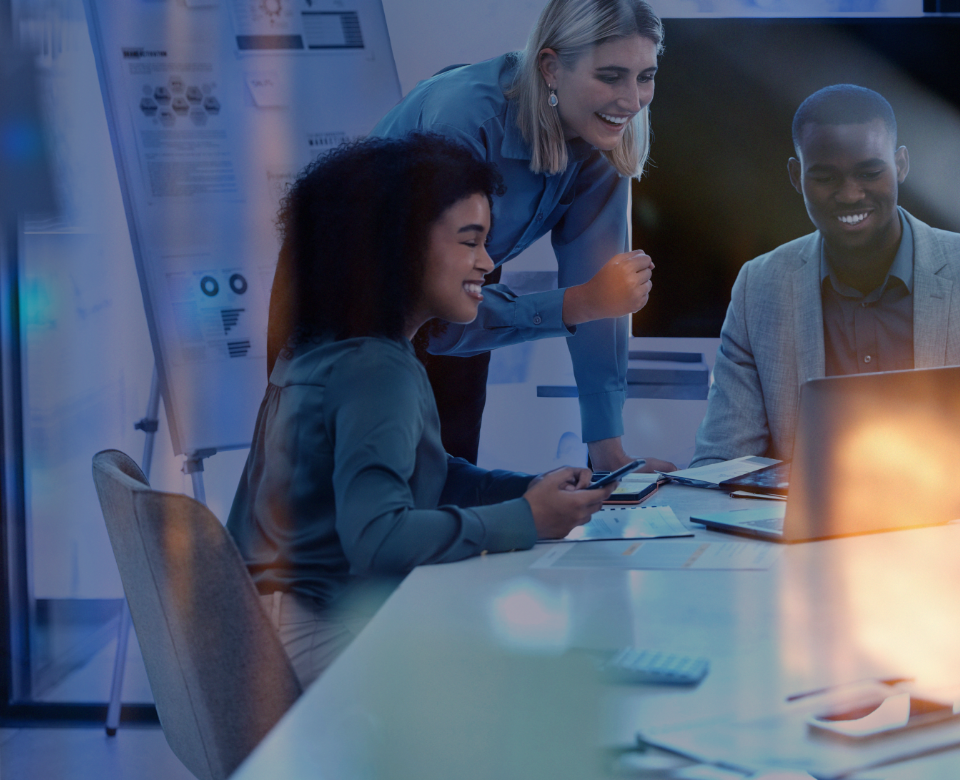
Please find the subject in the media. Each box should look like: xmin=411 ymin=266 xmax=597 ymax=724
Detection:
xmin=535 ymin=212 xmax=543 ymax=222
xmin=864 ymin=355 xmax=872 ymax=363
xmin=533 ymin=315 xmax=542 ymax=325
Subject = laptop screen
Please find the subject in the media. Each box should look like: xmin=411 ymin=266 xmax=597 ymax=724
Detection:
xmin=784 ymin=366 xmax=960 ymax=542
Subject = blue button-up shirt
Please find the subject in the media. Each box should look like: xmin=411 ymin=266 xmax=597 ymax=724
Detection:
xmin=820 ymin=207 xmax=915 ymax=376
xmin=371 ymin=54 xmax=632 ymax=442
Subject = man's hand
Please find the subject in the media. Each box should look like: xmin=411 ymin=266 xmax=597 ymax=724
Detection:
xmin=562 ymin=250 xmax=654 ymax=326
xmin=587 ymin=437 xmax=677 ymax=474
xmin=523 ymin=467 xmax=614 ymax=540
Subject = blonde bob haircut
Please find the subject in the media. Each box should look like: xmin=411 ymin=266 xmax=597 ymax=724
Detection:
xmin=508 ymin=0 xmax=663 ymax=178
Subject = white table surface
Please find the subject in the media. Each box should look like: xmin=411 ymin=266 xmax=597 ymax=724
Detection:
xmin=230 ymin=485 xmax=960 ymax=779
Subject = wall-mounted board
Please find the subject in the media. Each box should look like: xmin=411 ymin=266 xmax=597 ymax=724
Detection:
xmin=85 ymin=0 xmax=402 ymax=456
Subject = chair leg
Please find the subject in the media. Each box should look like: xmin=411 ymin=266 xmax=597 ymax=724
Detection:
xmin=105 ymin=599 xmax=132 ymax=736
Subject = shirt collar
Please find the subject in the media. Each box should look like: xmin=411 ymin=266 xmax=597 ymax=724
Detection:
xmin=820 ymin=206 xmax=914 ymax=298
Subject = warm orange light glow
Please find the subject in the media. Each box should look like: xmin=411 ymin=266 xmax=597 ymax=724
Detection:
xmin=779 ymin=525 xmax=960 ymax=691
xmin=831 ymin=404 xmax=960 ymax=533
xmin=839 ymin=529 xmax=960 ymax=686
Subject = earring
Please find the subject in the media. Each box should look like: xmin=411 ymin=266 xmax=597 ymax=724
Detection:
xmin=548 ymin=87 xmax=558 ymax=107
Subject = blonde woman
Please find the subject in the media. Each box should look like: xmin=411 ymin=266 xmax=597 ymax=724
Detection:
xmin=369 ymin=0 xmax=675 ymax=473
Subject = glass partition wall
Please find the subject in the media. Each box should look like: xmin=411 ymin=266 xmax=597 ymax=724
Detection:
xmin=0 ymin=0 xmax=366 ymax=724
xmin=3 ymin=0 xmax=169 ymax=722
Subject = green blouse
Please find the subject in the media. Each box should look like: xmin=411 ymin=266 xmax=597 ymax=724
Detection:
xmin=227 ymin=336 xmax=537 ymax=607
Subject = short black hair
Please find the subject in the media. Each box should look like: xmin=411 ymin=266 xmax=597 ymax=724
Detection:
xmin=267 ymin=133 xmax=504 ymax=362
xmin=792 ymin=84 xmax=897 ymax=152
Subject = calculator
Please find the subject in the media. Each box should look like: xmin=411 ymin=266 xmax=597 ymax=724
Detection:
xmin=599 ymin=648 xmax=709 ymax=685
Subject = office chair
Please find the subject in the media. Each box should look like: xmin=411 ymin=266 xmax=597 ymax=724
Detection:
xmin=92 ymin=449 xmax=302 ymax=780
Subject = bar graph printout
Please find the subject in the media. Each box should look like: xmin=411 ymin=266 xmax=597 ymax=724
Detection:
xmin=532 ymin=540 xmax=780 ymax=571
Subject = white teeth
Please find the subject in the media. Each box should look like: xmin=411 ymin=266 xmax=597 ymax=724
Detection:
xmin=839 ymin=213 xmax=868 ymax=225
xmin=598 ymin=112 xmax=629 ymax=125
xmin=464 ymin=282 xmax=482 ymax=296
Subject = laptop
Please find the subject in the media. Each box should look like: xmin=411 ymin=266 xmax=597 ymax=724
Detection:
xmin=692 ymin=366 xmax=960 ymax=543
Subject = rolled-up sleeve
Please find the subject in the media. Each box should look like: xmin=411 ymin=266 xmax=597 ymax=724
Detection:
xmin=324 ymin=345 xmax=536 ymax=575
xmin=552 ymin=158 xmax=631 ymax=442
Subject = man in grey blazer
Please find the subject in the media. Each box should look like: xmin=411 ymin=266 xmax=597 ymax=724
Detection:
xmin=692 ymin=85 xmax=960 ymax=466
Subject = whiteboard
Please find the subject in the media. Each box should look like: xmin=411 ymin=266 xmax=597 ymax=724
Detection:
xmin=84 ymin=0 xmax=402 ymax=456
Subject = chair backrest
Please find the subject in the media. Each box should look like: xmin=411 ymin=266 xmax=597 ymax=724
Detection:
xmin=92 ymin=449 xmax=302 ymax=780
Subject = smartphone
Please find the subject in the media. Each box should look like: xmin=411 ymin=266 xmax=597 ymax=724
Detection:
xmin=586 ymin=459 xmax=646 ymax=490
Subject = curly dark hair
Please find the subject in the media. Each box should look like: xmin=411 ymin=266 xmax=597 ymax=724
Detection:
xmin=266 ymin=133 xmax=505 ymax=372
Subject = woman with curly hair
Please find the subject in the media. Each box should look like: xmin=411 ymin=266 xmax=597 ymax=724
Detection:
xmin=228 ymin=134 xmax=613 ymax=687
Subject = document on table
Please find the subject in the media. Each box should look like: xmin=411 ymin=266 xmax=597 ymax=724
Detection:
xmin=531 ymin=540 xmax=780 ymax=571
xmin=660 ymin=456 xmax=779 ymax=488
xmin=643 ymin=680 xmax=960 ymax=779
xmin=545 ymin=506 xmax=692 ymax=543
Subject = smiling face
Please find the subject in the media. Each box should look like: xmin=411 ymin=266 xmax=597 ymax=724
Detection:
xmin=407 ymin=193 xmax=494 ymax=338
xmin=539 ymin=34 xmax=658 ymax=150
xmin=788 ymin=119 xmax=909 ymax=284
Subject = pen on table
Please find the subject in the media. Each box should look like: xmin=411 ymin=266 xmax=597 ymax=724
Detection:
xmin=785 ymin=677 xmax=914 ymax=702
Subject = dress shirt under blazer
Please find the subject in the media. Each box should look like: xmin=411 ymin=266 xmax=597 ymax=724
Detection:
xmin=692 ymin=209 xmax=960 ymax=467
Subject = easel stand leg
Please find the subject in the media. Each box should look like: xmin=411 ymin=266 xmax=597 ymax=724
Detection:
xmin=106 ymin=368 xmax=160 ymax=736
xmin=183 ymin=448 xmax=216 ymax=505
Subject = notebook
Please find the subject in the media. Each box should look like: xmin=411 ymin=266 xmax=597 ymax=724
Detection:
xmin=692 ymin=366 xmax=960 ymax=543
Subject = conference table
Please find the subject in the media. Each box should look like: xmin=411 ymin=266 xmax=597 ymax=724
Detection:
xmin=230 ymin=485 xmax=960 ymax=779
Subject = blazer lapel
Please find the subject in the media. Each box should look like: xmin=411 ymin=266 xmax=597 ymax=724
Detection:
xmin=911 ymin=218 xmax=953 ymax=368
xmin=792 ymin=234 xmax=826 ymax=384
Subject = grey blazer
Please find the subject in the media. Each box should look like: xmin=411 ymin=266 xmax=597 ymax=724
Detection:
xmin=692 ymin=210 xmax=960 ymax=466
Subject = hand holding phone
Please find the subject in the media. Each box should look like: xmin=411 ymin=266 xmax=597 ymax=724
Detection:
xmin=587 ymin=459 xmax=646 ymax=490
xmin=525 ymin=466 xmax=610 ymax=539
